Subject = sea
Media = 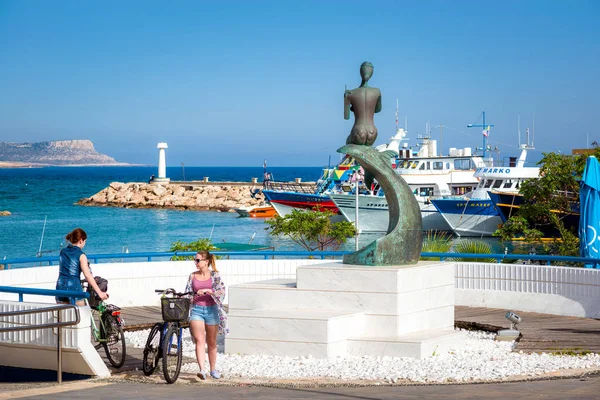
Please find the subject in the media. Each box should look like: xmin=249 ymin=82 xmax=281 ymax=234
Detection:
xmin=0 ymin=166 xmax=513 ymax=261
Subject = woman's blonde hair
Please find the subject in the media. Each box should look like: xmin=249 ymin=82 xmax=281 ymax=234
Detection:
xmin=196 ymin=250 xmax=218 ymax=272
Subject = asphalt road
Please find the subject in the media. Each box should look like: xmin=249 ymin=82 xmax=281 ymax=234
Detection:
xmin=2 ymin=374 xmax=600 ymax=400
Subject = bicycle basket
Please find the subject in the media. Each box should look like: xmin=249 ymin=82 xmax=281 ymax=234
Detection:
xmin=160 ymin=297 xmax=191 ymax=322
xmin=87 ymin=276 xmax=108 ymax=309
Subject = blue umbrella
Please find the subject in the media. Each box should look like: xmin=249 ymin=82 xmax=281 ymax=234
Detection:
xmin=579 ymin=156 xmax=600 ymax=268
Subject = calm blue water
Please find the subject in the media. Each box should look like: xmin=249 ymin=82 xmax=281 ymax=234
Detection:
xmin=0 ymin=166 xmax=325 ymax=259
xmin=0 ymin=166 xmax=512 ymax=261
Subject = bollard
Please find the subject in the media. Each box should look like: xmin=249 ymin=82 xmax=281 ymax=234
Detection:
xmin=203 ymin=177 xmax=209 ymax=183
xmin=295 ymin=178 xmax=302 ymax=183
xmin=251 ymin=178 xmax=258 ymax=183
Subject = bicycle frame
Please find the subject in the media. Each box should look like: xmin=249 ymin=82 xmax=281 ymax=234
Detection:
xmin=160 ymin=321 xmax=183 ymax=352
xmin=87 ymin=299 xmax=124 ymax=344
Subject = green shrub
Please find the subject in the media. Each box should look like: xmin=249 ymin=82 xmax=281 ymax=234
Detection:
xmin=421 ymin=230 xmax=452 ymax=260
xmin=169 ymin=238 xmax=217 ymax=260
xmin=451 ymin=240 xmax=496 ymax=263
xmin=265 ymin=209 xmax=356 ymax=252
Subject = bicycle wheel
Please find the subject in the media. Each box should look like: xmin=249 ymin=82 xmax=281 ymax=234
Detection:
xmin=100 ymin=313 xmax=127 ymax=368
xmin=161 ymin=324 xmax=183 ymax=384
xmin=142 ymin=323 xmax=163 ymax=376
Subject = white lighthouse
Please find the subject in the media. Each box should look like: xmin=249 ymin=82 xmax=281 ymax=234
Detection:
xmin=154 ymin=142 xmax=170 ymax=183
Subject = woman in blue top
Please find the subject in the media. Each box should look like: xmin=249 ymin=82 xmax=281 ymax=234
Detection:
xmin=55 ymin=228 xmax=108 ymax=305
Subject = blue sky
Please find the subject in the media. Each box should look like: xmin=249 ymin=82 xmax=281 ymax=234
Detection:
xmin=0 ymin=1 xmax=598 ymax=166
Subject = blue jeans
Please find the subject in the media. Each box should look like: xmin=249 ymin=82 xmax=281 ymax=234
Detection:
xmin=190 ymin=304 xmax=219 ymax=325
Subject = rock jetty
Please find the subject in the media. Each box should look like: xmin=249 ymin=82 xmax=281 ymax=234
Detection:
xmin=77 ymin=181 xmax=315 ymax=212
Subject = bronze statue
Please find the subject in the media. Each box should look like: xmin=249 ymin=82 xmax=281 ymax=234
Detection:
xmin=339 ymin=61 xmax=422 ymax=266
xmin=344 ymin=61 xmax=382 ymax=146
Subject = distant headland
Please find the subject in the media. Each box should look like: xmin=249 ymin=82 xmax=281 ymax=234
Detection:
xmin=0 ymin=140 xmax=131 ymax=167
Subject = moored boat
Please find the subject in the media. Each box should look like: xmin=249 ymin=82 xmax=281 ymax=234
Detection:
xmin=488 ymin=191 xmax=580 ymax=237
xmin=234 ymin=204 xmax=277 ymax=218
xmin=329 ymin=133 xmax=489 ymax=233
xmin=431 ymin=146 xmax=540 ymax=237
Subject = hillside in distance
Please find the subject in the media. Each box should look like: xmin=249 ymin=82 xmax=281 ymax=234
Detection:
xmin=0 ymin=140 xmax=127 ymax=166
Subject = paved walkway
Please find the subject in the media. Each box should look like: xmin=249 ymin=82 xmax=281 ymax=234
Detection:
xmin=1 ymin=374 xmax=599 ymax=399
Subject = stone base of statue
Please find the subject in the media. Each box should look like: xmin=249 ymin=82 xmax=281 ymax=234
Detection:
xmin=225 ymin=261 xmax=466 ymax=359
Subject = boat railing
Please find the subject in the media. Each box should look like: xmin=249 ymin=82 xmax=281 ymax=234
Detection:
xmin=265 ymin=181 xmax=318 ymax=194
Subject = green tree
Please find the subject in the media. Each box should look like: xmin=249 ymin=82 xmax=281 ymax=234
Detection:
xmin=169 ymin=238 xmax=216 ymax=260
xmin=265 ymin=209 xmax=356 ymax=252
xmin=494 ymin=149 xmax=600 ymax=258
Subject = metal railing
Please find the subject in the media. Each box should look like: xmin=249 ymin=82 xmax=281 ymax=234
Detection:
xmin=0 ymin=250 xmax=598 ymax=268
xmin=263 ymin=181 xmax=318 ymax=193
xmin=0 ymin=304 xmax=81 ymax=383
xmin=0 ymin=286 xmax=90 ymax=303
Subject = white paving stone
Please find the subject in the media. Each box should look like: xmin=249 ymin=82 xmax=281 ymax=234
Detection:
xmin=124 ymin=329 xmax=600 ymax=383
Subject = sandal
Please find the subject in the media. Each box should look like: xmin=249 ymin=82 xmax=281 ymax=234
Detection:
xmin=210 ymin=370 xmax=221 ymax=379
xmin=197 ymin=371 xmax=207 ymax=380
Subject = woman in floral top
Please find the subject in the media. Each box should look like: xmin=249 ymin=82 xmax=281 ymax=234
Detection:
xmin=184 ymin=250 xmax=228 ymax=380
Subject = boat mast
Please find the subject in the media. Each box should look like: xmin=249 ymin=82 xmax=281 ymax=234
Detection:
xmin=395 ymin=99 xmax=399 ymax=131
xmin=467 ymin=111 xmax=495 ymax=159
xmin=532 ymin=110 xmax=535 ymax=148
xmin=518 ymin=114 xmax=521 ymax=147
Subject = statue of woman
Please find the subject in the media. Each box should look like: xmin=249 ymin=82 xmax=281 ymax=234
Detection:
xmin=344 ymin=62 xmax=382 ymax=146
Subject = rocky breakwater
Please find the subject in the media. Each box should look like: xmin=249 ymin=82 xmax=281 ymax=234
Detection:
xmin=77 ymin=182 xmax=269 ymax=212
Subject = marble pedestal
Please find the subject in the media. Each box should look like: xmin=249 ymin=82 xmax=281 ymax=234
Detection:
xmin=225 ymin=261 xmax=466 ymax=359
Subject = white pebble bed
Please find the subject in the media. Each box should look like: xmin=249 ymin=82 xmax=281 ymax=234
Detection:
xmin=125 ymin=329 xmax=600 ymax=383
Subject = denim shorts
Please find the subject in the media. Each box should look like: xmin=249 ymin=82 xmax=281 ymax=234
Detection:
xmin=190 ymin=304 xmax=219 ymax=325
xmin=55 ymin=276 xmax=83 ymax=303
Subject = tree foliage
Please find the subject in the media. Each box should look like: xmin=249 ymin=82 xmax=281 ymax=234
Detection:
xmin=494 ymin=149 xmax=600 ymax=258
xmin=169 ymin=238 xmax=216 ymax=260
xmin=420 ymin=230 xmax=452 ymax=260
xmin=451 ymin=239 xmax=496 ymax=263
xmin=265 ymin=209 xmax=356 ymax=252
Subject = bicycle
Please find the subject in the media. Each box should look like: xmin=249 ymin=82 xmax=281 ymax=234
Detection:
xmin=81 ymin=279 xmax=127 ymax=368
xmin=142 ymin=288 xmax=192 ymax=384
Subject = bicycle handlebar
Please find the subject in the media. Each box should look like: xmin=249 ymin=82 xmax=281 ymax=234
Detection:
xmin=155 ymin=288 xmax=192 ymax=297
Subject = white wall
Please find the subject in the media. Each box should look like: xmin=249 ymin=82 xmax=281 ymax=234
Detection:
xmin=0 ymin=301 xmax=110 ymax=376
xmin=0 ymin=259 xmax=332 ymax=306
xmin=1 ymin=259 xmax=599 ymax=317
xmin=455 ymin=262 xmax=600 ymax=318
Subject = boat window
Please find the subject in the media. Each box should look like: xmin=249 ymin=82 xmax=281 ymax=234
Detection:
xmin=419 ymin=163 xmax=426 ymax=170
xmin=493 ymin=180 xmax=503 ymax=189
xmin=452 ymin=186 xmax=474 ymax=195
xmin=412 ymin=161 xmax=419 ymax=169
xmin=446 ymin=163 xmax=451 ymax=170
xmin=503 ymin=179 xmax=513 ymax=189
xmin=484 ymin=179 xmax=493 ymax=188
xmin=426 ymin=161 xmax=430 ymax=170
xmin=454 ymin=158 xmax=474 ymax=170
xmin=516 ymin=181 xmax=520 ymax=189
xmin=418 ymin=187 xmax=434 ymax=196
xmin=433 ymin=161 xmax=443 ymax=170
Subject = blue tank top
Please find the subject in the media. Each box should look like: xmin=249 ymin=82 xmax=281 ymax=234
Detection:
xmin=58 ymin=244 xmax=84 ymax=279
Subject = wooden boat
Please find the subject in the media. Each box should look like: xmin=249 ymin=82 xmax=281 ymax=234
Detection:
xmin=234 ymin=205 xmax=277 ymax=218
